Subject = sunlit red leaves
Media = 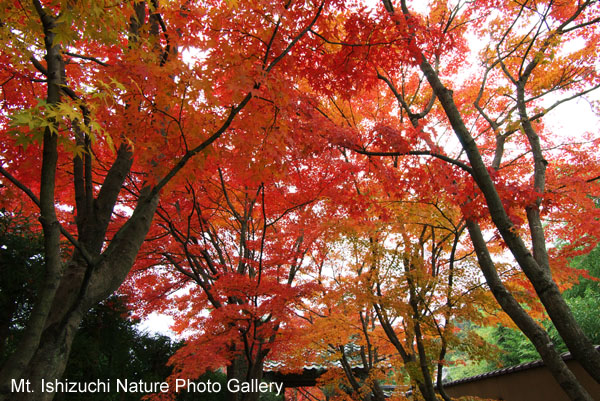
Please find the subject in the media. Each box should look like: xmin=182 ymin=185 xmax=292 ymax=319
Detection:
xmin=157 ymin=275 xmax=321 ymax=388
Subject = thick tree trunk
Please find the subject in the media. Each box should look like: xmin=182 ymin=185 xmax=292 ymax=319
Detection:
xmin=419 ymin=53 xmax=600 ymax=384
xmin=225 ymin=354 xmax=266 ymax=401
xmin=11 ymin=309 xmax=83 ymax=401
xmin=0 ymin=2 xmax=64 ymax=396
xmin=380 ymin=3 xmax=600 ymax=393
xmin=0 ymin=188 xmax=160 ymax=401
xmin=1 ymin=1 xmax=262 ymax=400
xmin=467 ymin=220 xmax=594 ymax=401
xmin=0 ymin=2 xmax=169 ymax=399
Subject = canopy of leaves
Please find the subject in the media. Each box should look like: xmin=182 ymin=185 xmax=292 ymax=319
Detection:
xmin=1 ymin=0 xmax=600 ymax=400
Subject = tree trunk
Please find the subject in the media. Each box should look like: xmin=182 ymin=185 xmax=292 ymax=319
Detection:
xmin=0 ymin=1 xmax=263 ymax=399
xmin=420 ymin=53 xmax=600 ymax=384
xmin=0 ymin=186 xmax=160 ymax=401
xmin=373 ymin=304 xmax=438 ymax=401
xmin=11 ymin=308 xmax=83 ymax=401
xmin=0 ymin=2 xmax=64 ymax=396
xmin=467 ymin=220 xmax=594 ymax=401
xmin=226 ymin=354 xmax=267 ymax=401
xmin=380 ymin=0 xmax=599 ymax=393
xmin=406 ymin=25 xmax=600 ymax=397
xmin=515 ymin=79 xmax=600 ymax=383
xmin=379 ymin=2 xmax=600 ymax=391
xmin=227 ymin=355 xmax=247 ymax=401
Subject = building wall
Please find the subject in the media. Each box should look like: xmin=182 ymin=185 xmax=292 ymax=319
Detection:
xmin=443 ymin=360 xmax=600 ymax=401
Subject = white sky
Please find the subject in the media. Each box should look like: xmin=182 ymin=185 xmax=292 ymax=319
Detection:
xmin=138 ymin=312 xmax=177 ymax=337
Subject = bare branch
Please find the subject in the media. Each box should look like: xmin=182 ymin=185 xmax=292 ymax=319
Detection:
xmin=353 ymin=148 xmax=474 ymax=174
xmin=64 ymin=52 xmax=109 ymax=67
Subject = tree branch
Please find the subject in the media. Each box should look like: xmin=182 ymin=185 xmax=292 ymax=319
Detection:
xmin=353 ymin=148 xmax=473 ymax=174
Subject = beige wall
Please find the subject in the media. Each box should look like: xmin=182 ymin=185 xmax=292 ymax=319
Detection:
xmin=443 ymin=360 xmax=600 ymax=401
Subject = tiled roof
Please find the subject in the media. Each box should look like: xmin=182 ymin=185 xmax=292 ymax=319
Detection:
xmin=443 ymin=345 xmax=600 ymax=388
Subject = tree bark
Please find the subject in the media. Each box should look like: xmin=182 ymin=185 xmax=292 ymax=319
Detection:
xmin=3 ymin=189 xmax=160 ymax=401
xmin=0 ymin=0 xmax=274 ymax=399
xmin=417 ymin=51 xmax=600 ymax=385
xmin=373 ymin=303 xmax=438 ymax=401
xmin=226 ymin=353 xmax=268 ymax=401
xmin=0 ymin=7 xmax=160 ymax=394
xmin=467 ymin=220 xmax=594 ymax=401
xmin=378 ymin=1 xmax=600 ymax=397
xmin=0 ymin=1 xmax=64 ymax=395
xmin=515 ymin=79 xmax=600 ymax=383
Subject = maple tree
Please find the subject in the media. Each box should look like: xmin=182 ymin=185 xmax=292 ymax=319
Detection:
xmin=296 ymin=0 xmax=600 ymax=400
xmin=123 ymin=129 xmax=345 ymax=401
xmin=0 ymin=0 xmax=338 ymax=399
xmin=2 ymin=1 xmax=600 ymax=401
xmin=286 ymin=190 xmax=506 ymax=401
xmin=290 ymin=263 xmax=395 ymax=401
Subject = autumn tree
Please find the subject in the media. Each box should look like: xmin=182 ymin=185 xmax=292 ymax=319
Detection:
xmin=298 ymin=1 xmax=600 ymax=400
xmin=294 ymin=265 xmax=393 ymax=401
xmin=0 ymin=0 xmax=337 ymax=399
xmin=296 ymin=194 xmax=504 ymax=401
xmin=123 ymin=130 xmax=345 ymax=401
xmin=3 ymin=2 xmax=599 ymax=401
xmin=0 ymin=210 xmax=185 ymax=401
